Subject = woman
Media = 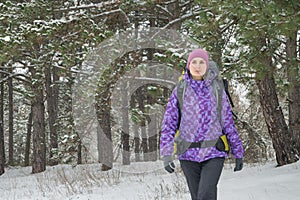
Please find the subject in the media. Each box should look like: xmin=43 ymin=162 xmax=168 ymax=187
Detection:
xmin=160 ymin=49 xmax=244 ymax=200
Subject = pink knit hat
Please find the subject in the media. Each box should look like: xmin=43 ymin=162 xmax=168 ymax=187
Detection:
xmin=187 ymin=49 xmax=209 ymax=70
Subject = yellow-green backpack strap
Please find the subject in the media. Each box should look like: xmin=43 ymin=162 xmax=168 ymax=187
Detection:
xmin=173 ymin=79 xmax=187 ymax=155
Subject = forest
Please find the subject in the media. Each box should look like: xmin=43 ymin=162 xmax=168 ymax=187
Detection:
xmin=0 ymin=0 xmax=299 ymax=176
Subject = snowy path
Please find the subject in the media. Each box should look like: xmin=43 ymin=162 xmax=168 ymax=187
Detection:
xmin=0 ymin=160 xmax=299 ymax=200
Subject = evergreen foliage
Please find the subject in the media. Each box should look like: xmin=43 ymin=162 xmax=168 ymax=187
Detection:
xmin=0 ymin=0 xmax=299 ymax=174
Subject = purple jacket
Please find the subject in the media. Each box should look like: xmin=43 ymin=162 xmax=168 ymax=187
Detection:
xmin=160 ymin=71 xmax=244 ymax=163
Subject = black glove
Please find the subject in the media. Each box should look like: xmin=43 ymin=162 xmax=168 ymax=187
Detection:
xmin=163 ymin=156 xmax=175 ymax=173
xmin=234 ymin=158 xmax=243 ymax=172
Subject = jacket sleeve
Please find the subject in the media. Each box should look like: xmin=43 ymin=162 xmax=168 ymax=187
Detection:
xmin=221 ymin=90 xmax=244 ymax=158
xmin=160 ymin=87 xmax=180 ymax=157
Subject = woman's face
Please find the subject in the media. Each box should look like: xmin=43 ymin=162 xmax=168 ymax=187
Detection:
xmin=189 ymin=57 xmax=207 ymax=80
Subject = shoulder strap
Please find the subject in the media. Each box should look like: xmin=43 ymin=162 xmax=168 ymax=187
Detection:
xmin=213 ymin=72 xmax=238 ymax=128
xmin=209 ymin=61 xmax=225 ymax=127
xmin=213 ymin=78 xmax=224 ymax=126
xmin=223 ymin=79 xmax=235 ymax=108
xmin=176 ymin=79 xmax=187 ymax=129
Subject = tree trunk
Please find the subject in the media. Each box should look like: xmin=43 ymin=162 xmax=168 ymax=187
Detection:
xmin=256 ymin=59 xmax=299 ymax=166
xmin=0 ymin=72 xmax=5 ymax=173
xmin=31 ymin=68 xmax=46 ymax=173
xmin=66 ymin=71 xmax=81 ymax=165
xmin=145 ymin=25 xmax=158 ymax=161
xmin=8 ymin=66 xmax=14 ymax=166
xmin=121 ymin=82 xmax=130 ymax=165
xmin=98 ymin=109 xmax=113 ymax=171
xmin=77 ymin=137 xmax=82 ymax=165
xmin=0 ymin=119 xmax=4 ymax=175
xmin=137 ymin=88 xmax=149 ymax=161
xmin=45 ymin=66 xmax=59 ymax=166
xmin=167 ymin=0 xmax=181 ymax=29
xmin=97 ymin=124 xmax=104 ymax=163
xmin=97 ymin=89 xmax=113 ymax=171
xmin=24 ymin=107 xmax=33 ymax=166
xmin=121 ymin=129 xmax=130 ymax=165
xmin=131 ymin=93 xmax=140 ymax=162
xmin=141 ymin=125 xmax=148 ymax=161
xmin=148 ymin=113 xmax=158 ymax=161
xmin=133 ymin=125 xmax=140 ymax=162
xmin=286 ymin=32 xmax=300 ymax=153
xmin=0 ymin=73 xmax=4 ymax=174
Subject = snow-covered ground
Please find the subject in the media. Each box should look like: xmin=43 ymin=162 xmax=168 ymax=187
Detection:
xmin=0 ymin=160 xmax=299 ymax=200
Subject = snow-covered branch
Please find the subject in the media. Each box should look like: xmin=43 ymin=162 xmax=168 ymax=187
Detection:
xmin=155 ymin=4 xmax=173 ymax=18
xmin=161 ymin=0 xmax=177 ymax=5
xmin=91 ymin=8 xmax=130 ymax=24
xmin=122 ymin=76 xmax=176 ymax=86
xmin=220 ymin=18 xmax=239 ymax=34
xmin=179 ymin=0 xmax=193 ymax=9
xmin=53 ymin=65 xmax=92 ymax=75
xmin=55 ymin=1 xmax=120 ymax=12
xmin=0 ymin=71 xmax=30 ymax=84
xmin=161 ymin=9 xmax=201 ymax=29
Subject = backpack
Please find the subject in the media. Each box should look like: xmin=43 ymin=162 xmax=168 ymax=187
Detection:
xmin=173 ymin=61 xmax=233 ymax=155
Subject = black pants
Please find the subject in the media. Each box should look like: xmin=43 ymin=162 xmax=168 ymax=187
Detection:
xmin=180 ymin=157 xmax=225 ymax=200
